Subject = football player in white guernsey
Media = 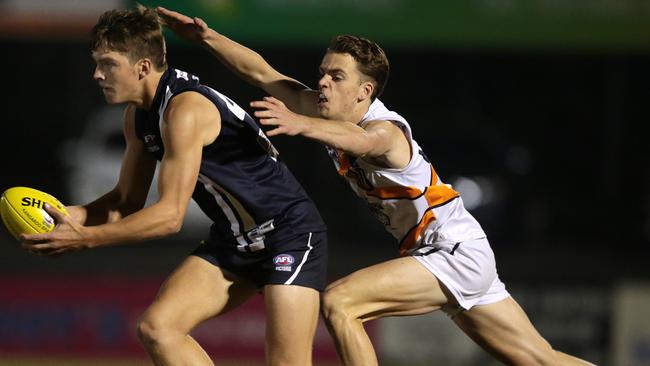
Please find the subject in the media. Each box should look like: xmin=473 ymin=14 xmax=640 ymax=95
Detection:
xmin=21 ymin=7 xmax=329 ymax=366
xmin=158 ymin=7 xmax=595 ymax=366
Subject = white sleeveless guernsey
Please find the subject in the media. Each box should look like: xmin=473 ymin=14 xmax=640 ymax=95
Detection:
xmin=327 ymin=99 xmax=486 ymax=256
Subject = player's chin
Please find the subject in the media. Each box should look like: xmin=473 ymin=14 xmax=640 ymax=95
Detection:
xmin=103 ymin=94 xmax=123 ymax=104
xmin=319 ymin=109 xmax=341 ymax=121
xmin=101 ymin=89 xmax=121 ymax=104
xmin=317 ymin=106 xmax=331 ymax=119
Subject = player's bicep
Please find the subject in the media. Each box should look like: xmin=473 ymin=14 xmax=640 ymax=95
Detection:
xmin=362 ymin=120 xmax=400 ymax=156
xmin=157 ymin=94 xmax=209 ymax=216
xmin=263 ymin=76 xmax=319 ymax=117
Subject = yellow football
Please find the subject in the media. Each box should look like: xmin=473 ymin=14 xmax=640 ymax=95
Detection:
xmin=0 ymin=186 xmax=68 ymax=240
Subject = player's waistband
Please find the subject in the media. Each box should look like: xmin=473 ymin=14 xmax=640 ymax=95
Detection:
xmin=208 ymin=220 xmax=326 ymax=253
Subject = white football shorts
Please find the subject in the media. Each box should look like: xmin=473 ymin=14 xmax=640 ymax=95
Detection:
xmin=412 ymin=237 xmax=510 ymax=314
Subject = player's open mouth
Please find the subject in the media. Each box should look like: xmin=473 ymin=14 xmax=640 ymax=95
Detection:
xmin=318 ymin=93 xmax=328 ymax=106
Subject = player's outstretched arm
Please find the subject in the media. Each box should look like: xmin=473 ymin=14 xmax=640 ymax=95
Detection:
xmin=252 ymin=97 xmax=403 ymax=162
xmin=157 ymin=6 xmax=319 ymax=117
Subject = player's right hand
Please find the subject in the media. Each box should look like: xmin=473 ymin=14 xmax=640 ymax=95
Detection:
xmin=21 ymin=204 xmax=92 ymax=257
xmin=156 ymin=7 xmax=210 ymax=43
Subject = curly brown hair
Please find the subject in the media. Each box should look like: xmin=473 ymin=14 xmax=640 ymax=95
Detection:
xmin=328 ymin=35 xmax=390 ymax=99
xmin=91 ymin=6 xmax=167 ymax=70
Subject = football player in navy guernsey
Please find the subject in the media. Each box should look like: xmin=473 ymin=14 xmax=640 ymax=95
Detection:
xmin=157 ymin=6 xmax=596 ymax=366
xmin=20 ymin=6 xmax=328 ymax=366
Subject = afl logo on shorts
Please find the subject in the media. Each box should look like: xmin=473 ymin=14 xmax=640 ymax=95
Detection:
xmin=273 ymin=254 xmax=294 ymax=272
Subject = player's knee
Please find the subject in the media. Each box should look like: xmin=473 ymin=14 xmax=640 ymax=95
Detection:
xmin=321 ymin=285 xmax=355 ymax=324
xmin=136 ymin=312 xmax=176 ymax=349
xmin=136 ymin=314 xmax=159 ymax=346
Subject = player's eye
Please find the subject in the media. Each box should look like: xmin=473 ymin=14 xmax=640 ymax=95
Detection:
xmin=100 ymin=60 xmax=117 ymax=68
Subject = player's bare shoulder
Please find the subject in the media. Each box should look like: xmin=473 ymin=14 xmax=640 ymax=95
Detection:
xmin=363 ymin=119 xmax=407 ymax=145
xmin=362 ymin=119 xmax=411 ymax=169
xmin=164 ymin=91 xmax=221 ymax=146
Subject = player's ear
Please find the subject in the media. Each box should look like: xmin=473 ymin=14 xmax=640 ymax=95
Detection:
xmin=138 ymin=58 xmax=152 ymax=79
xmin=358 ymin=80 xmax=374 ymax=102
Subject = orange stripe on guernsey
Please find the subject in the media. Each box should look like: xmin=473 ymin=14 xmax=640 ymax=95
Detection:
xmin=398 ymin=177 xmax=460 ymax=256
xmin=367 ymin=185 xmax=422 ymax=199
xmin=336 ymin=149 xmax=351 ymax=176
xmin=423 ymin=183 xmax=460 ymax=207
xmin=400 ymin=209 xmax=437 ymax=256
xmin=336 ymin=153 xmax=461 ymax=254
xmin=366 ymin=166 xmax=441 ymax=200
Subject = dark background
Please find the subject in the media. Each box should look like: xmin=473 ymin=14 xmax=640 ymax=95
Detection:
xmin=1 ymin=39 xmax=648 ymax=284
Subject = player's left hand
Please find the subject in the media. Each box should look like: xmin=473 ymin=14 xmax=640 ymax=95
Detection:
xmin=156 ymin=6 xmax=209 ymax=43
xmin=251 ymin=96 xmax=309 ymax=137
xmin=157 ymin=7 xmax=210 ymax=43
xmin=20 ymin=203 xmax=92 ymax=256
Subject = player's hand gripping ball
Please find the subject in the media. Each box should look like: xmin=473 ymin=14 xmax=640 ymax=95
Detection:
xmin=0 ymin=187 xmax=68 ymax=240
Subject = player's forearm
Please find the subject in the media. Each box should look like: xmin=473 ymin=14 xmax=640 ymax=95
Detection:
xmin=83 ymin=202 xmax=182 ymax=248
xmin=301 ymin=118 xmax=377 ymax=157
xmin=200 ymin=29 xmax=276 ymax=90
xmin=81 ymin=189 xmax=144 ymax=226
xmin=200 ymin=30 xmax=314 ymax=115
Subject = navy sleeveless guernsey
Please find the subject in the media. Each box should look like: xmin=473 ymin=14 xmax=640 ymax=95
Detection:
xmin=134 ymin=68 xmax=326 ymax=252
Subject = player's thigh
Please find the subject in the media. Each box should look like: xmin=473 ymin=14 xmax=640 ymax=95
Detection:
xmin=324 ymin=256 xmax=454 ymax=321
xmin=263 ymin=284 xmax=320 ymax=348
xmin=453 ymin=296 xmax=553 ymax=362
xmin=142 ymin=255 xmax=258 ymax=333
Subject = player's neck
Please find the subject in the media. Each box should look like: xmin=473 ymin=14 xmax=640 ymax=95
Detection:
xmin=352 ymin=98 xmax=373 ymax=125
xmin=137 ymin=70 xmax=165 ymax=111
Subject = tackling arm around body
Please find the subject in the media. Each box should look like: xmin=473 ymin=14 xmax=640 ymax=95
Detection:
xmin=251 ymin=96 xmax=406 ymax=165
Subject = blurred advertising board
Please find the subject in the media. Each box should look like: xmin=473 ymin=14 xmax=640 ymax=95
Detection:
xmin=4 ymin=0 xmax=649 ymax=49
xmin=139 ymin=0 xmax=650 ymax=50
xmin=0 ymin=0 xmax=123 ymax=40
xmin=0 ymin=276 xmax=338 ymax=362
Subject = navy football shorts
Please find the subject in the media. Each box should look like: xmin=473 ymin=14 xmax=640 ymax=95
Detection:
xmin=192 ymin=231 xmax=328 ymax=291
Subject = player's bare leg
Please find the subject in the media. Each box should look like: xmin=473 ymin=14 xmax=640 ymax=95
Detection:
xmin=264 ymin=284 xmax=320 ymax=366
xmin=452 ymin=297 xmax=596 ymax=365
xmin=137 ymin=255 xmax=258 ymax=366
xmin=321 ymin=257 xmax=451 ymax=366
xmin=322 ymin=256 xmax=595 ymax=366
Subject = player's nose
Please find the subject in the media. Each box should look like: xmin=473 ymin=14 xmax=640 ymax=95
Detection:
xmin=318 ymin=74 xmax=329 ymax=88
xmin=93 ymin=66 xmax=104 ymax=81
